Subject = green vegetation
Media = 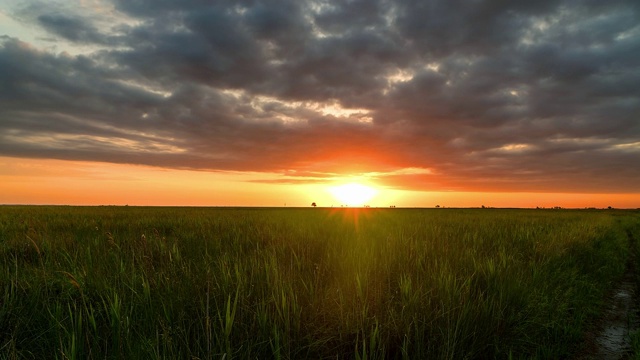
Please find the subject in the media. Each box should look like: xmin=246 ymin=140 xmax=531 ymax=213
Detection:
xmin=626 ymin=218 xmax=640 ymax=360
xmin=0 ymin=206 xmax=638 ymax=359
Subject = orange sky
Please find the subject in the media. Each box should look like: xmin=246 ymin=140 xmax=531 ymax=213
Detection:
xmin=2 ymin=157 xmax=638 ymax=208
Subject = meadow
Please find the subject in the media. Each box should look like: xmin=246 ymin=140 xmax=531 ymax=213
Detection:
xmin=0 ymin=206 xmax=639 ymax=359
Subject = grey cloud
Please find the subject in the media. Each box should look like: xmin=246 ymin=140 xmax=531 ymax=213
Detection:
xmin=37 ymin=14 xmax=108 ymax=44
xmin=393 ymin=0 xmax=544 ymax=57
xmin=244 ymin=2 xmax=308 ymax=42
xmin=313 ymin=0 xmax=391 ymax=34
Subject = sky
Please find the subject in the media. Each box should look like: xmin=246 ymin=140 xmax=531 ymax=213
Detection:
xmin=0 ymin=0 xmax=639 ymax=208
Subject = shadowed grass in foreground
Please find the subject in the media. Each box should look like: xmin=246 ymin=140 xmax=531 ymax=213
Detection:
xmin=0 ymin=206 xmax=638 ymax=359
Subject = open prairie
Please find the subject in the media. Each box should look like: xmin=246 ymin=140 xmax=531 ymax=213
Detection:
xmin=1 ymin=206 xmax=639 ymax=359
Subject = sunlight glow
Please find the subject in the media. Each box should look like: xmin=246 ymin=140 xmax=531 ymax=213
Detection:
xmin=328 ymin=183 xmax=378 ymax=206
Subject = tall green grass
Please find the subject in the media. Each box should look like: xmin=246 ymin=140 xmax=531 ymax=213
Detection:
xmin=0 ymin=206 xmax=637 ymax=359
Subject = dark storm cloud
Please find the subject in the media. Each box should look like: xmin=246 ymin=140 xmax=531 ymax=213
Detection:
xmin=37 ymin=14 xmax=109 ymax=44
xmin=1 ymin=0 xmax=639 ymax=193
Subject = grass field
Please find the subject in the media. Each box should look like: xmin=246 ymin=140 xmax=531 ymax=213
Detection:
xmin=1 ymin=206 xmax=639 ymax=359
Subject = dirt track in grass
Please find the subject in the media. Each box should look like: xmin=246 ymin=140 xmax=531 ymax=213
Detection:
xmin=574 ymin=230 xmax=639 ymax=360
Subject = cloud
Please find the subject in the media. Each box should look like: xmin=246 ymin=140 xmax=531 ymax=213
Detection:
xmin=1 ymin=0 xmax=639 ymax=193
xmin=37 ymin=13 xmax=108 ymax=44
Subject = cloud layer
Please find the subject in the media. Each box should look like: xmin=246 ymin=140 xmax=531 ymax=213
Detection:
xmin=1 ymin=0 xmax=639 ymax=192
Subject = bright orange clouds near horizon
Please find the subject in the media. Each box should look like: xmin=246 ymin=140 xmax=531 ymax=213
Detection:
xmin=1 ymin=157 xmax=638 ymax=209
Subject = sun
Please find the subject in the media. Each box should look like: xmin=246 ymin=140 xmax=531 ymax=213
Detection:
xmin=328 ymin=183 xmax=378 ymax=206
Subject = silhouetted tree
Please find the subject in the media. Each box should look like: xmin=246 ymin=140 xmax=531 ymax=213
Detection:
xmin=311 ymin=202 xmax=317 ymax=207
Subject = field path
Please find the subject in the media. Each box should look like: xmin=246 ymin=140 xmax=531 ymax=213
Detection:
xmin=575 ymin=230 xmax=640 ymax=359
